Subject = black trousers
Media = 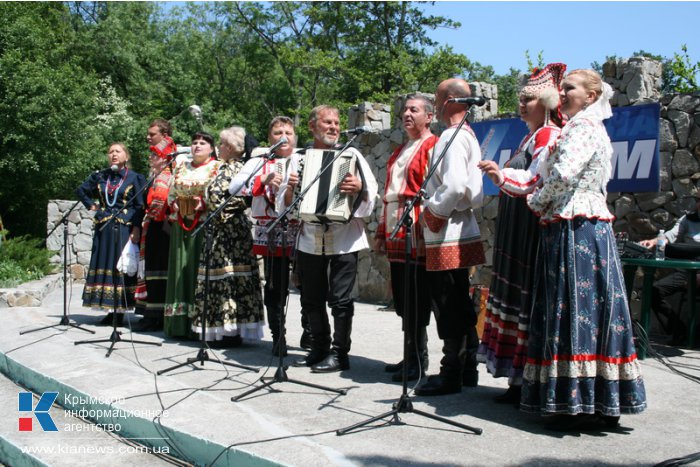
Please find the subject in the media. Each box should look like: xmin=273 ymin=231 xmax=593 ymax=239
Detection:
xmin=651 ymin=270 xmax=689 ymax=339
xmin=426 ymin=268 xmax=476 ymax=340
xmin=263 ymin=255 xmax=290 ymax=311
xmin=297 ymin=250 xmax=357 ymax=349
xmin=390 ymin=262 xmax=432 ymax=329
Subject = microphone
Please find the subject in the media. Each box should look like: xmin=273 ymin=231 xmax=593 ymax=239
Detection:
xmin=110 ymin=164 xmax=119 ymax=172
xmin=167 ymin=149 xmax=191 ymax=158
xmin=253 ymin=137 xmax=288 ymax=159
xmin=341 ymin=126 xmax=379 ymax=135
xmin=447 ymin=96 xmax=487 ymax=106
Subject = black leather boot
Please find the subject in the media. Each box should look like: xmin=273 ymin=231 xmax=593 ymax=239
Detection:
xmin=311 ymin=315 xmax=352 ymax=373
xmin=98 ymin=313 xmax=123 ymax=326
xmin=293 ymin=309 xmax=330 ymax=367
xmin=292 ymin=348 xmax=327 ymax=367
xmin=132 ymin=316 xmax=161 ymax=332
xmin=299 ymin=308 xmax=313 ymax=350
xmin=462 ymin=326 xmax=479 ymax=387
xmin=392 ymin=325 xmax=429 ymax=382
xmin=267 ymin=306 xmax=287 ymax=357
xmin=415 ymin=336 xmax=466 ymax=396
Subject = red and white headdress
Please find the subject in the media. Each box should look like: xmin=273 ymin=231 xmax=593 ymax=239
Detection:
xmin=520 ymin=62 xmax=567 ymax=110
xmin=149 ymin=135 xmax=177 ymax=160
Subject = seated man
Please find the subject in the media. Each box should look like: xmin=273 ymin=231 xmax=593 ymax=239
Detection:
xmin=640 ymin=193 xmax=700 ymax=344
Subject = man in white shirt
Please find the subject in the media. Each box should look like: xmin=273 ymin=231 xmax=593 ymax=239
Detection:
xmin=282 ymin=105 xmax=378 ymax=373
xmin=417 ymin=78 xmax=486 ymax=396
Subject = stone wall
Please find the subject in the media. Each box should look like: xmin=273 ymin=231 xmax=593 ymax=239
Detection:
xmin=46 ymin=200 xmax=94 ymax=280
xmin=602 ymin=57 xmax=699 ymax=239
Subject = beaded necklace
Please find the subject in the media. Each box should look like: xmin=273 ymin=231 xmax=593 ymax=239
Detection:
xmin=105 ymin=167 xmax=128 ymax=207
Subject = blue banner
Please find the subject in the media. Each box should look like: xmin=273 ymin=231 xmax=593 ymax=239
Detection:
xmin=473 ymin=103 xmax=661 ymax=195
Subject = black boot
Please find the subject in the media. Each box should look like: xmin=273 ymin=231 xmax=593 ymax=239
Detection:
xmin=132 ymin=316 xmax=161 ymax=332
xmin=267 ymin=306 xmax=287 ymax=357
xmin=494 ymin=385 xmax=521 ymax=405
xmin=299 ymin=308 xmax=313 ymax=350
xmin=462 ymin=326 xmax=479 ymax=387
xmin=385 ymin=360 xmax=404 ymax=373
xmin=293 ymin=309 xmax=330 ymax=367
xmin=98 ymin=313 xmax=123 ymax=326
xmin=311 ymin=315 xmax=352 ymax=373
xmin=392 ymin=325 xmax=429 ymax=382
xmin=415 ymin=336 xmax=466 ymax=396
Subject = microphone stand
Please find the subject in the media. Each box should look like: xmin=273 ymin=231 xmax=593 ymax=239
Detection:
xmin=337 ymin=111 xmax=482 ymax=436
xmin=231 ymin=137 xmax=363 ymax=401
xmin=75 ymin=167 xmax=164 ymax=357
xmin=21 ymin=200 xmax=95 ymax=335
xmin=157 ymin=158 xmax=265 ymax=375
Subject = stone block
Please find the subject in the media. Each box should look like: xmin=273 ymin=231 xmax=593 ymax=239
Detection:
xmin=70 ymin=264 xmax=86 ymax=280
xmin=635 ymin=191 xmax=675 ymax=211
xmin=625 ymin=73 xmax=645 ymax=102
xmin=381 ymin=112 xmax=391 ymax=129
xmin=347 ymin=107 xmax=360 ymax=129
xmin=671 ymin=149 xmax=699 ymax=177
xmin=668 ymin=95 xmax=700 ymax=113
xmin=614 ymin=195 xmax=634 ymax=218
xmin=73 ymin=233 xmax=93 ymax=252
xmin=659 ymin=119 xmax=678 ymax=152
xmin=389 ymin=129 xmax=405 ymax=145
xmin=7 ymin=291 xmax=42 ymax=307
xmin=603 ymin=60 xmax=617 ymax=78
xmin=47 ymin=202 xmax=59 ymax=220
xmin=649 ymin=208 xmax=673 ymax=228
xmin=659 ymin=151 xmax=673 ymax=191
xmin=67 ymin=210 xmax=81 ymax=224
xmin=627 ymin=211 xmax=656 ymax=238
xmin=688 ymin=124 xmax=700 ymax=149
xmin=671 ymin=177 xmax=696 ymax=198
xmin=370 ymin=139 xmax=390 ymax=157
xmin=46 ymin=233 xmax=63 ymax=252
xmin=76 ymin=250 xmax=92 ymax=266
xmin=366 ymin=109 xmax=382 ymax=122
xmin=667 ymin=198 xmax=695 ymax=217
xmin=80 ymin=218 xmax=94 ymax=235
xmin=668 ymin=110 xmax=691 ymax=147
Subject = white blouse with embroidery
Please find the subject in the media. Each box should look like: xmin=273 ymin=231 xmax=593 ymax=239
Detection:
xmin=500 ymin=124 xmax=560 ymax=197
xmin=527 ymin=112 xmax=614 ymax=223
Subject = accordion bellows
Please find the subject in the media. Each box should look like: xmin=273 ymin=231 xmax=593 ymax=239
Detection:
xmin=299 ymin=149 xmax=358 ymax=224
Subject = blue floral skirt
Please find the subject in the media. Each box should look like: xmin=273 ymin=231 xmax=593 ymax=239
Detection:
xmin=521 ymin=218 xmax=647 ymax=416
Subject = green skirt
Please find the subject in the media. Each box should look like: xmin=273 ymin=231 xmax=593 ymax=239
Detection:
xmin=163 ymin=223 xmax=203 ymax=338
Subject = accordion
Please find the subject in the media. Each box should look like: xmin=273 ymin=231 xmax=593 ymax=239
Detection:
xmin=249 ymin=147 xmax=291 ymax=180
xmin=299 ymin=149 xmax=358 ymax=224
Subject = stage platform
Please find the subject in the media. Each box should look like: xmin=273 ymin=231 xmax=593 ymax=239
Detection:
xmin=1 ymin=283 xmax=699 ymax=466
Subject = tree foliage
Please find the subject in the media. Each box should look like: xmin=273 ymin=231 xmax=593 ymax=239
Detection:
xmin=10 ymin=1 xmax=657 ymax=237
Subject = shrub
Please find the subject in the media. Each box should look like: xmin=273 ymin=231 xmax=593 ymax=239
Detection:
xmin=0 ymin=235 xmax=54 ymax=287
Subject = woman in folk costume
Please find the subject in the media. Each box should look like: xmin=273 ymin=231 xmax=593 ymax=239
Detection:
xmin=374 ymin=94 xmax=437 ymax=382
xmin=163 ymin=132 xmax=221 ymax=338
xmin=77 ymin=143 xmax=146 ymax=325
xmin=521 ymin=69 xmax=646 ymax=427
xmin=190 ymin=127 xmax=265 ymax=347
xmin=133 ymin=135 xmax=178 ymax=332
xmin=229 ymin=116 xmax=301 ymax=356
xmin=477 ymin=63 xmax=566 ymax=405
